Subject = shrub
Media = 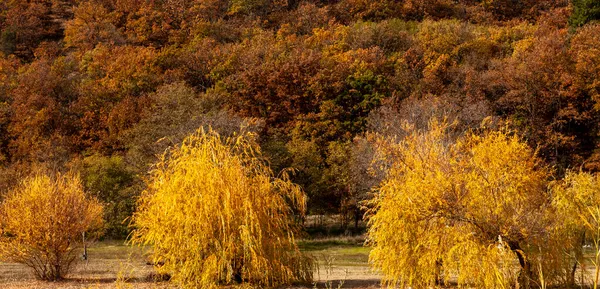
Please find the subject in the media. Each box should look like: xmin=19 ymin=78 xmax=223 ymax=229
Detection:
xmin=131 ymin=128 xmax=313 ymax=288
xmin=0 ymin=172 xmax=104 ymax=281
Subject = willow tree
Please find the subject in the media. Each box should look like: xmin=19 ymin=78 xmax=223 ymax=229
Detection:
xmin=553 ymin=171 xmax=600 ymax=287
xmin=367 ymin=120 xmax=559 ymax=288
xmin=131 ymin=129 xmax=313 ymax=289
xmin=0 ymin=172 xmax=104 ymax=281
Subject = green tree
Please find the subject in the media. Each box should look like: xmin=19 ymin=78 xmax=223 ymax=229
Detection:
xmin=80 ymin=154 xmax=136 ymax=238
xmin=570 ymin=0 xmax=600 ymax=27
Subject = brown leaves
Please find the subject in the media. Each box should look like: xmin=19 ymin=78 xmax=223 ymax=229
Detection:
xmin=64 ymin=1 xmax=123 ymax=51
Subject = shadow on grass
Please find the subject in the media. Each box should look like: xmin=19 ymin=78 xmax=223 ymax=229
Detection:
xmin=298 ymin=237 xmax=366 ymax=252
xmin=67 ymin=273 xmax=170 ymax=284
xmin=311 ymin=279 xmax=380 ymax=288
xmin=65 ymin=277 xmax=131 ymax=283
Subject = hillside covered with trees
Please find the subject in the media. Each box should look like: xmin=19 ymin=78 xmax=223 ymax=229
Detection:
xmin=0 ymin=0 xmax=599 ymax=237
xmin=3 ymin=0 xmax=600 ymax=288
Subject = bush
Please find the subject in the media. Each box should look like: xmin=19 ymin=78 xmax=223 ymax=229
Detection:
xmin=131 ymin=129 xmax=313 ymax=288
xmin=0 ymin=172 xmax=104 ymax=281
xmin=552 ymin=170 xmax=600 ymax=286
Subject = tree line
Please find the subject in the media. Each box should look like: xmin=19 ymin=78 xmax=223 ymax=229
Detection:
xmin=0 ymin=0 xmax=599 ymax=239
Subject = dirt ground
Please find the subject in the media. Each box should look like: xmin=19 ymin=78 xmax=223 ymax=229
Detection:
xmin=0 ymin=238 xmax=381 ymax=289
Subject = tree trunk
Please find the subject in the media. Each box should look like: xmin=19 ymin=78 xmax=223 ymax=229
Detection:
xmin=508 ymin=241 xmax=533 ymax=289
xmin=354 ymin=207 xmax=360 ymax=231
xmin=569 ymin=231 xmax=586 ymax=286
xmin=233 ymin=258 xmax=244 ymax=283
xmin=435 ymin=259 xmax=443 ymax=285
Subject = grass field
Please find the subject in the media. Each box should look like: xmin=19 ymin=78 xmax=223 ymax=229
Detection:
xmin=0 ymin=240 xmax=171 ymax=289
xmin=299 ymin=236 xmax=380 ymax=289
xmin=4 ymin=237 xmax=600 ymax=289
xmin=0 ymin=237 xmax=380 ymax=289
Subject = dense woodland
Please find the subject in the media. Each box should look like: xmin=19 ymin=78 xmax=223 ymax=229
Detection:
xmin=1 ymin=0 xmax=600 ymax=238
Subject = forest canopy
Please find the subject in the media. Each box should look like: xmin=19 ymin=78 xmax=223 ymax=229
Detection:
xmin=0 ymin=0 xmax=600 ymax=239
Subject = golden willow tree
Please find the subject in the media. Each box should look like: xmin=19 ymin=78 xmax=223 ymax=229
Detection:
xmin=131 ymin=128 xmax=313 ymax=289
xmin=366 ymin=120 xmax=568 ymax=289
xmin=0 ymin=172 xmax=104 ymax=281
xmin=552 ymin=171 xmax=600 ymax=287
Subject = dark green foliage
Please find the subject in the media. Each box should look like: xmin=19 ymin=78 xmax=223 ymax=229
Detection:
xmin=336 ymin=70 xmax=385 ymax=137
xmin=81 ymin=155 xmax=135 ymax=238
xmin=570 ymin=0 xmax=600 ymax=27
xmin=0 ymin=28 xmax=16 ymax=56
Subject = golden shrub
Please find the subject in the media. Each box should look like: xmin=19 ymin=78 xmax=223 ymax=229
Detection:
xmin=0 ymin=172 xmax=104 ymax=281
xmin=131 ymin=128 xmax=313 ymax=289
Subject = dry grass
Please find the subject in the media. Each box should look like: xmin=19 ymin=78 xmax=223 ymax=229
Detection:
xmin=6 ymin=237 xmax=598 ymax=289
xmin=299 ymin=236 xmax=380 ymax=289
xmin=0 ymin=238 xmax=381 ymax=289
xmin=0 ymin=240 xmax=174 ymax=289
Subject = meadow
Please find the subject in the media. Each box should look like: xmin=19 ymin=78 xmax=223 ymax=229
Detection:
xmin=0 ymin=237 xmax=380 ymax=289
xmin=4 ymin=237 xmax=600 ymax=289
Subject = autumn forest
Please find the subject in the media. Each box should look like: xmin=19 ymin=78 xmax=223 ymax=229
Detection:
xmin=1 ymin=0 xmax=600 ymax=288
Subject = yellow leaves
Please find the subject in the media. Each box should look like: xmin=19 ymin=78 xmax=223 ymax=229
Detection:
xmin=227 ymin=0 xmax=271 ymax=16
xmin=131 ymin=128 xmax=312 ymax=288
xmin=551 ymin=170 xmax=600 ymax=287
xmin=512 ymin=37 xmax=535 ymax=59
xmin=367 ymin=119 xmax=551 ymax=288
xmin=465 ymin=131 xmax=546 ymax=211
xmin=0 ymin=172 xmax=104 ymax=280
xmin=487 ymin=23 xmax=536 ymax=51
xmin=422 ymin=53 xmax=451 ymax=81
xmin=552 ymin=170 xmax=600 ymax=231
xmin=417 ymin=19 xmax=473 ymax=65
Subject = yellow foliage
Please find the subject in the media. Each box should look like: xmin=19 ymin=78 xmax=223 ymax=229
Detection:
xmin=553 ymin=170 xmax=600 ymax=286
xmin=554 ymin=171 xmax=600 ymax=230
xmin=0 ymin=172 xmax=104 ymax=281
xmin=131 ymin=128 xmax=313 ymax=289
xmin=416 ymin=19 xmax=473 ymax=65
xmin=367 ymin=120 xmax=553 ymax=288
